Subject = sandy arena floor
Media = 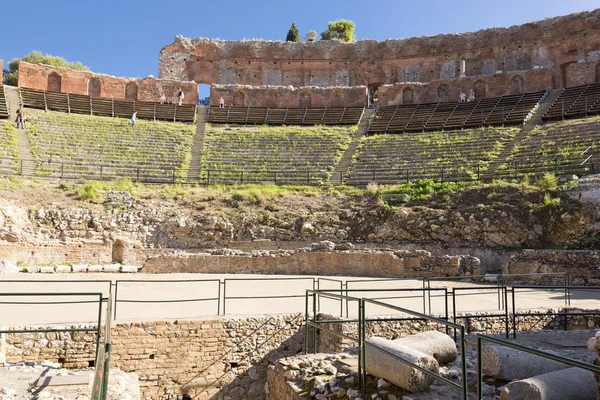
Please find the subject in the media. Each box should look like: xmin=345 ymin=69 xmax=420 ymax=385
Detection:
xmin=0 ymin=273 xmax=598 ymax=327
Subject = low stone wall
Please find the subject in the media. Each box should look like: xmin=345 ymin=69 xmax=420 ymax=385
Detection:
xmin=0 ymin=314 xmax=306 ymax=400
xmin=316 ymin=309 xmax=600 ymax=353
xmin=210 ymin=84 xmax=367 ymax=108
xmin=503 ymin=249 xmax=600 ymax=285
xmin=143 ymin=247 xmax=480 ymax=278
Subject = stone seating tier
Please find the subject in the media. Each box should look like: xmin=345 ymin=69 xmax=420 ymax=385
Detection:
xmin=25 ymin=110 xmax=194 ymax=182
xmin=543 ymin=82 xmax=600 ymax=121
xmin=347 ymin=127 xmax=518 ymax=185
xmin=199 ymin=125 xmax=354 ymax=184
xmin=369 ymin=91 xmax=545 ymax=134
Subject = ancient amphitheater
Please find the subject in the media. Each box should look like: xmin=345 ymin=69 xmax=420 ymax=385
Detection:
xmin=1 ymin=8 xmax=600 ymax=400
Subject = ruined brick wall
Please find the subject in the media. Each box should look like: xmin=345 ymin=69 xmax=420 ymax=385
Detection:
xmin=210 ymin=84 xmax=367 ymax=108
xmin=160 ymin=9 xmax=600 ymax=105
xmin=1 ymin=314 xmax=305 ymax=400
xmin=18 ymin=62 xmax=198 ymax=105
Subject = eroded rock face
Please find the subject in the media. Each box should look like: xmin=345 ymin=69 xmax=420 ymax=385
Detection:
xmin=0 ymin=181 xmax=593 ymax=255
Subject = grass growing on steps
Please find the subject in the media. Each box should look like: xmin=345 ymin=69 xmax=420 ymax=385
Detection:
xmin=25 ymin=110 xmax=195 ymax=180
xmin=0 ymin=120 xmax=20 ymax=168
xmin=200 ymin=124 xmax=356 ymax=183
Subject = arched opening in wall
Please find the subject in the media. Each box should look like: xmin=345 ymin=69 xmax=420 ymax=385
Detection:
xmin=510 ymin=76 xmax=524 ymax=95
xmin=88 ymin=77 xmax=101 ymax=97
xmin=125 ymin=82 xmax=138 ymax=101
xmin=560 ymin=62 xmax=577 ymax=88
xmin=299 ymin=93 xmax=311 ymax=108
xmin=474 ymin=81 xmax=486 ymax=99
xmin=47 ymin=73 xmax=62 ymax=93
xmin=437 ymin=84 xmax=448 ymax=102
xmin=402 ymin=87 xmax=414 ymax=104
xmin=596 ymin=64 xmax=600 ymax=83
xmin=233 ymin=91 xmax=245 ymax=107
xmin=368 ymin=83 xmax=381 ymax=107
xmin=112 ymin=240 xmax=125 ymax=264
xmin=198 ymin=84 xmax=211 ymax=105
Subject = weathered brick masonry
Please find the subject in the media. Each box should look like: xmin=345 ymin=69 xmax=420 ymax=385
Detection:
xmin=160 ymin=9 xmax=600 ymax=106
xmin=17 ymin=62 xmax=198 ymax=105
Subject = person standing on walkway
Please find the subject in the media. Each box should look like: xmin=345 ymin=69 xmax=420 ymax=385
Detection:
xmin=15 ymin=106 xmax=25 ymax=129
xmin=178 ymin=89 xmax=185 ymax=106
xmin=131 ymin=111 xmax=137 ymax=127
xmin=219 ymin=97 xmax=225 ymax=108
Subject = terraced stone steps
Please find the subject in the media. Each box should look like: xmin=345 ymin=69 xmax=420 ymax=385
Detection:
xmin=199 ymin=124 xmax=354 ymax=184
xmin=25 ymin=110 xmax=194 ymax=182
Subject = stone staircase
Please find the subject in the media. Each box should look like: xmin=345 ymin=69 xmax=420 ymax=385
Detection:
xmin=187 ymin=106 xmax=208 ymax=183
xmin=3 ymin=86 xmax=36 ymax=176
xmin=331 ymin=108 xmax=375 ymax=185
xmin=483 ymin=90 xmax=563 ymax=180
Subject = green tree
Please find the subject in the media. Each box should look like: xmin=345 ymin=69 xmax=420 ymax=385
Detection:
xmin=286 ymin=22 xmax=300 ymax=42
xmin=320 ymin=19 xmax=356 ymax=42
xmin=2 ymin=51 xmax=89 ymax=86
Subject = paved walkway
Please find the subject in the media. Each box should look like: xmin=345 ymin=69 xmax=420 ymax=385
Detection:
xmin=0 ymin=274 xmax=598 ymax=327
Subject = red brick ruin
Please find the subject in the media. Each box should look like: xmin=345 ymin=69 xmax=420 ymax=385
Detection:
xmin=159 ymin=9 xmax=600 ymax=107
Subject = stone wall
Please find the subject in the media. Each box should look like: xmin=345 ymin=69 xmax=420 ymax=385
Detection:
xmin=210 ymin=84 xmax=367 ymax=108
xmin=316 ymin=309 xmax=600 ymax=353
xmin=142 ymin=248 xmax=481 ymax=278
xmin=160 ymin=9 xmax=600 ymax=104
xmin=0 ymin=314 xmax=306 ymax=400
xmin=17 ymin=62 xmax=198 ymax=105
xmin=503 ymin=249 xmax=600 ymax=285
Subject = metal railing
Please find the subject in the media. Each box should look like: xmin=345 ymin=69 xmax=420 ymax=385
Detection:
xmin=91 ymin=293 xmax=113 ymax=400
xmin=305 ymin=289 xmax=467 ymax=398
xmin=361 ymin=298 xmax=468 ymax=399
xmin=113 ymin=279 xmax=221 ymax=319
xmin=0 ymin=292 xmax=105 ymax=360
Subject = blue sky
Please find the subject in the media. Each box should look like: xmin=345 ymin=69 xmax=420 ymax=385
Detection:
xmin=1 ymin=0 xmax=597 ymax=84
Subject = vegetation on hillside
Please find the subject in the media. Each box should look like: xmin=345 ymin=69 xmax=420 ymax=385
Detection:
xmin=2 ymin=51 xmax=89 ymax=86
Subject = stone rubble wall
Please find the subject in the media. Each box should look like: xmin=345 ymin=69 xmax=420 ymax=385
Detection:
xmin=0 ymin=314 xmax=306 ymax=400
xmin=503 ymin=249 xmax=600 ymax=285
xmin=142 ymin=246 xmax=481 ymax=278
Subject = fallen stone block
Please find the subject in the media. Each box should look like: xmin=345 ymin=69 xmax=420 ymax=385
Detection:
xmin=500 ymin=367 xmax=596 ymax=400
xmin=393 ymin=331 xmax=457 ymax=364
xmin=482 ymin=345 xmax=567 ymax=380
xmin=120 ymin=265 xmax=139 ymax=273
xmin=366 ymin=336 xmax=439 ymax=392
xmin=103 ymin=264 xmax=121 ymax=273
xmin=40 ymin=266 xmax=55 ymax=274
xmin=87 ymin=265 xmax=103 ymax=273
xmin=72 ymin=264 xmax=88 ymax=273
xmin=20 ymin=265 xmax=40 ymax=273
xmin=55 ymin=265 xmax=72 ymax=273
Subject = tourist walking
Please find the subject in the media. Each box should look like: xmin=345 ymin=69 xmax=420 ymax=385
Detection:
xmin=15 ymin=106 xmax=25 ymax=129
xmin=131 ymin=111 xmax=137 ymax=127
xmin=219 ymin=97 xmax=225 ymax=108
xmin=178 ymin=89 xmax=185 ymax=106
